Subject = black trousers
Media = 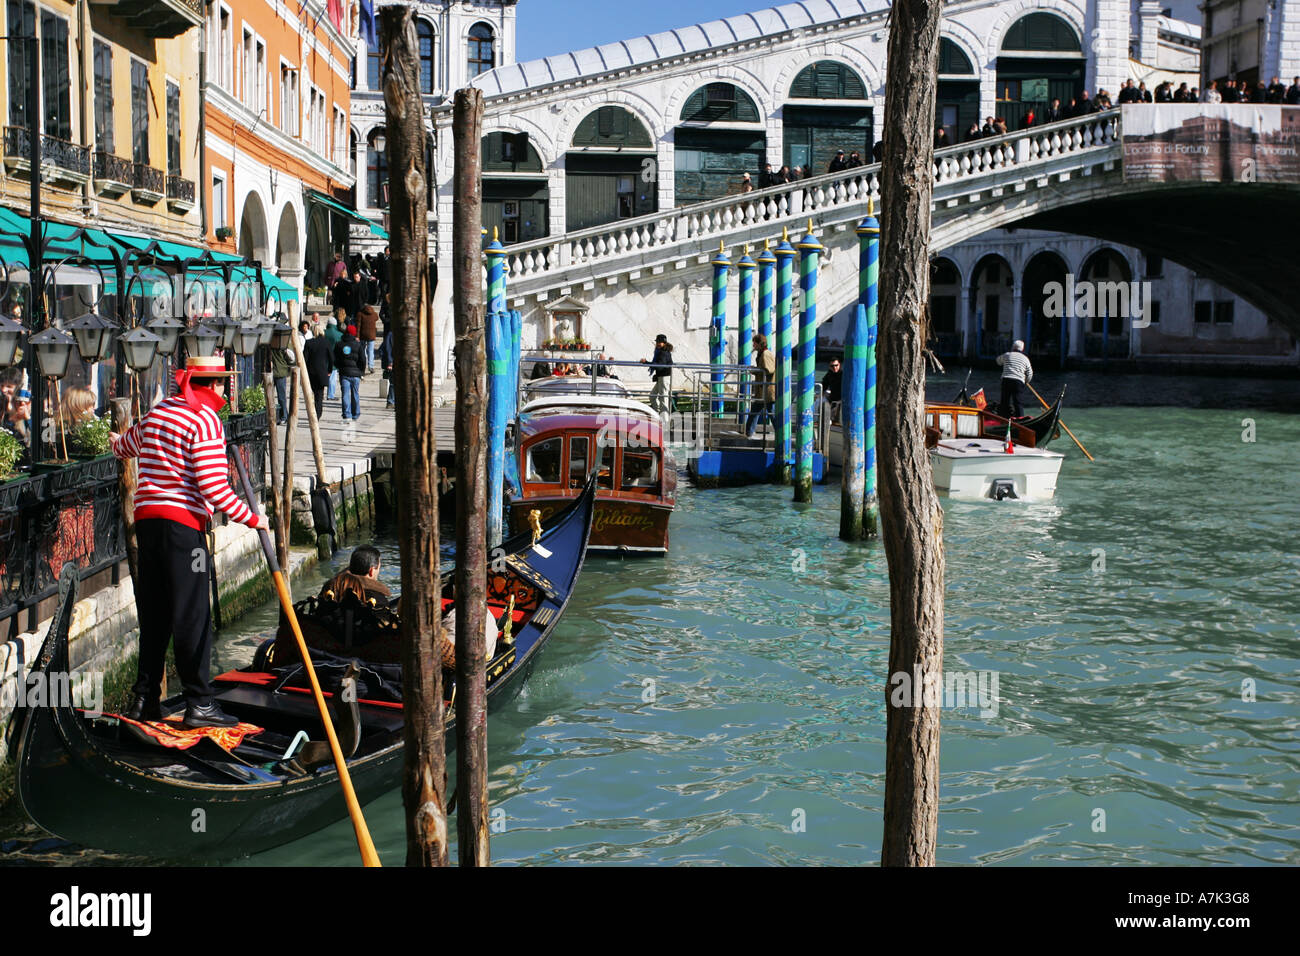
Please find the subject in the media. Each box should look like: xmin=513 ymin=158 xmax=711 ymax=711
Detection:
xmin=311 ymin=385 xmax=325 ymax=420
xmin=1000 ymin=378 xmax=1024 ymax=418
xmin=134 ymin=518 xmax=215 ymax=706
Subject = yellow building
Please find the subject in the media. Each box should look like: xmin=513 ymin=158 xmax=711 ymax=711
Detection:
xmin=0 ymin=0 xmax=204 ymax=243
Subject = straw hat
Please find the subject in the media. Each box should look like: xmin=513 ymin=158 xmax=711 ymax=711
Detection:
xmin=184 ymin=355 xmax=233 ymax=379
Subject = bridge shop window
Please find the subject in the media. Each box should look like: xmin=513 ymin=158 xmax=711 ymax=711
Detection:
xmin=997 ymin=12 xmax=1083 ymax=132
xmin=567 ymin=107 xmax=656 ymax=231
xmin=937 ymin=39 xmax=979 ymax=143
xmin=782 ymin=60 xmax=872 ymax=178
xmin=680 ymin=82 xmax=762 ymax=124
xmin=482 ymin=132 xmax=548 ymax=245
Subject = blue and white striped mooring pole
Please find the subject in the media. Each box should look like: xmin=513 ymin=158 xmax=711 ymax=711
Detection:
xmin=859 ymin=202 xmax=880 ymax=537
xmin=710 ymin=243 xmax=730 ymax=418
xmin=794 ymin=219 xmax=821 ymax=504
xmin=485 ymin=229 xmax=508 ymax=547
xmin=774 ymin=231 xmax=797 ymax=484
xmin=757 ymin=241 xmax=776 ymax=343
xmin=737 ymin=247 xmax=755 ymax=415
xmin=841 ymin=300 xmax=868 ymax=541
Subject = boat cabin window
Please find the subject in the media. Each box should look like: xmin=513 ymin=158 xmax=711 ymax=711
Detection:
xmin=956 ymin=413 xmax=980 ymax=438
xmin=594 ymin=440 xmax=614 ymax=489
xmin=526 ymin=437 xmax=562 ymax=484
xmin=621 ymin=448 xmax=659 ymax=490
xmin=569 ymin=436 xmax=589 ymax=487
xmin=936 ymin=413 xmax=954 ymax=438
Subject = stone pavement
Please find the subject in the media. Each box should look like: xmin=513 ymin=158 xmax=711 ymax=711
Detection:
xmin=268 ymin=370 xmax=458 ymax=494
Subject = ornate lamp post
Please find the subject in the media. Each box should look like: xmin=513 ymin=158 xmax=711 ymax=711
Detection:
xmin=181 ymin=323 xmax=221 ymax=358
xmin=0 ymin=314 xmax=22 ymax=367
xmin=28 ymin=326 xmax=76 ymax=460
xmin=146 ymin=314 xmax=185 ymax=357
xmin=66 ymin=311 xmax=116 ymax=363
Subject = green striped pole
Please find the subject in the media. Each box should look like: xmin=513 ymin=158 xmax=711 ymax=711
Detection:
xmin=485 ymin=228 xmax=509 ymax=547
xmin=709 ymin=243 xmax=730 ymax=417
xmin=858 ymin=203 xmax=880 ymax=537
xmin=774 ymin=230 xmax=796 ymax=484
xmin=737 ymin=247 xmax=756 ymax=415
xmin=486 ymin=227 xmax=507 ymax=316
xmin=757 ymin=241 xmax=775 ymax=342
xmin=794 ymin=219 xmax=822 ymax=504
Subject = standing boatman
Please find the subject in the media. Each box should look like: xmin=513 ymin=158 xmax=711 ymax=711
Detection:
xmin=111 ymin=354 xmax=268 ymax=728
xmin=996 ymin=339 xmax=1033 ymax=418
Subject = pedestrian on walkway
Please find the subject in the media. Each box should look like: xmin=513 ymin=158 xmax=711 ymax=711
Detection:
xmin=269 ymin=341 xmax=292 ymax=424
xmin=304 ymin=321 xmax=333 ymax=420
xmin=335 ymin=323 xmax=365 ymax=421
xmin=358 ymin=303 xmax=379 ymax=374
xmin=377 ymin=327 xmax=395 ymax=408
xmin=640 ymin=333 xmax=673 ymax=413
xmin=324 ymin=313 xmax=343 ymax=400
xmin=109 ymin=355 xmax=267 ymax=728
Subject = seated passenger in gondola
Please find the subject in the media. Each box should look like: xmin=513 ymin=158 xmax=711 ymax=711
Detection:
xmin=318 ymin=545 xmax=392 ymax=606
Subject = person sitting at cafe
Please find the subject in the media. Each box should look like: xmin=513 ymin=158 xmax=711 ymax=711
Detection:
xmin=4 ymin=387 xmax=31 ymax=446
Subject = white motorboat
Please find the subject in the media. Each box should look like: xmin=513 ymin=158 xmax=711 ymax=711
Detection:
xmin=929 ymin=438 xmax=1064 ymax=500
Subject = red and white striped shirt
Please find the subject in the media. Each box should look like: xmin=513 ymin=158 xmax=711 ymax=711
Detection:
xmin=113 ymin=394 xmax=256 ymax=530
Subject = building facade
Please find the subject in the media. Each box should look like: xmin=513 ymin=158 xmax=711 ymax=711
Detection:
xmin=0 ymin=0 xmax=204 ymax=245
xmin=1200 ymin=0 xmax=1300 ymax=91
xmin=413 ymin=0 xmax=1295 ymax=371
xmin=346 ymin=0 xmax=518 ymax=258
xmin=202 ymin=0 xmax=359 ymax=299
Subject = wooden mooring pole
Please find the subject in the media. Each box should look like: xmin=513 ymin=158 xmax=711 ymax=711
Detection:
xmin=290 ymin=323 xmax=335 ymax=557
xmin=452 ymin=87 xmax=491 ymax=868
xmin=383 ymin=5 xmax=447 ymax=867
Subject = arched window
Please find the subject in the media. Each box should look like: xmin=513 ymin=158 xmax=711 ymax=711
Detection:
xmin=468 ymin=23 xmax=494 ymax=78
xmin=1000 ymin=13 xmax=1081 ymax=53
xmin=938 ymin=39 xmax=974 ymax=75
xmin=349 ymin=127 xmax=358 ymax=178
xmin=789 ymin=62 xmax=867 ymax=99
xmin=680 ymin=83 xmax=761 ymax=122
xmin=571 ymin=106 xmax=652 ymax=148
xmin=367 ymin=128 xmax=387 ymax=210
xmin=417 ymin=20 xmax=435 ymax=94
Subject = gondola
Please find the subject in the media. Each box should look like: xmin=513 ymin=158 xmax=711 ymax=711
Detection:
xmin=953 ymin=383 xmax=1066 ymax=448
xmin=13 ymin=477 xmax=597 ymax=861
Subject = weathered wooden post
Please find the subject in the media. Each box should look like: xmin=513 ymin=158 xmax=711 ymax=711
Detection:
xmin=757 ymin=241 xmax=775 ymax=342
xmin=279 ymin=360 xmax=298 ymax=577
xmin=289 ymin=326 xmax=334 ymax=559
xmin=879 ymin=0 xmax=945 ymax=868
xmin=774 ymin=231 xmax=796 ymax=484
xmin=452 ymin=86 xmax=491 ymax=868
xmin=260 ymin=363 xmax=285 ymax=562
xmin=858 ymin=205 xmax=880 ymax=537
xmin=383 ymin=5 xmax=447 ymax=868
xmin=794 ymin=220 xmax=822 ymax=503
xmin=737 ymin=247 xmax=755 ymax=413
xmin=709 ymin=243 xmax=729 ymax=417
xmin=839 ymin=304 xmax=867 ymax=541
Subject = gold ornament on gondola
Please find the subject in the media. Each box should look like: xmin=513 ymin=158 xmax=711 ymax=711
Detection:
xmin=501 ymin=595 xmax=516 ymax=647
xmin=528 ymin=508 xmax=543 ymax=546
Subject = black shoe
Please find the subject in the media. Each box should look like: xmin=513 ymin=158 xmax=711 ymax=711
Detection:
xmin=182 ymin=701 xmax=239 ymax=729
xmin=124 ymin=695 xmax=161 ymax=721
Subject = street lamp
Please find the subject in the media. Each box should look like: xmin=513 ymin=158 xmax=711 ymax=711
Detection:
xmin=269 ymin=321 xmax=293 ymax=349
xmin=211 ymin=312 xmax=240 ymax=351
xmin=234 ymin=322 xmax=262 ymax=357
xmin=29 ymin=326 xmax=77 ymax=379
xmin=147 ymin=314 xmax=185 ymax=356
xmin=66 ymin=311 xmax=116 ymax=363
xmin=0 ymin=314 xmax=22 ymax=367
xmin=119 ymin=325 xmax=161 ymax=372
xmin=256 ymin=318 xmax=275 ymax=347
xmin=181 ymin=323 xmax=221 ymax=358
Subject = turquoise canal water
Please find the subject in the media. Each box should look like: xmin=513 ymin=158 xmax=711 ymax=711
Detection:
xmin=3 ymin=370 xmax=1298 ymax=865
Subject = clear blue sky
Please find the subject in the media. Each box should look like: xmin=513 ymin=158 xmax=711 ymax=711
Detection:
xmin=516 ymin=0 xmax=767 ymax=62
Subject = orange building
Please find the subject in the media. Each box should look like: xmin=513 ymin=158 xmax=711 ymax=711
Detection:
xmin=204 ymin=0 xmax=370 ymax=302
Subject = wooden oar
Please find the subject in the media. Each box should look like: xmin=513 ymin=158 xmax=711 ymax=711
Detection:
xmin=1025 ymin=382 xmax=1094 ymax=462
xmin=228 ymin=449 xmax=382 ymax=868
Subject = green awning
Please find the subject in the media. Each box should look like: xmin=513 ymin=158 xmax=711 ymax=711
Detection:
xmin=307 ymin=190 xmax=388 ymax=239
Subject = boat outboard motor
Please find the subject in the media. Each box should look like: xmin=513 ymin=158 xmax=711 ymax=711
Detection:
xmin=990 ymin=479 xmax=1018 ymax=501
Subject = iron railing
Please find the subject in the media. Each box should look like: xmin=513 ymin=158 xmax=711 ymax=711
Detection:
xmin=94 ymin=150 xmax=133 ymax=184
xmin=132 ymin=162 xmax=164 ymax=195
xmin=0 ymin=409 xmax=269 ymax=630
xmin=3 ymin=126 xmax=90 ymax=177
xmin=166 ymin=174 xmax=195 ymax=204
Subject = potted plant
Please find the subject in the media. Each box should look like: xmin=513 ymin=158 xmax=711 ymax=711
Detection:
xmin=214 ymin=225 xmax=235 ymax=241
xmin=0 ymin=429 xmax=23 ymax=481
xmin=66 ymin=416 xmax=112 ymax=459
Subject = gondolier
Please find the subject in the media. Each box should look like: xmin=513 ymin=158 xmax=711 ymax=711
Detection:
xmin=110 ymin=355 xmax=267 ymax=728
xmin=996 ymin=340 xmax=1033 ymax=418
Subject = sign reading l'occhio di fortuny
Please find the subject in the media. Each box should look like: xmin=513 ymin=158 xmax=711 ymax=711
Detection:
xmin=1121 ymin=104 xmax=1300 ymax=184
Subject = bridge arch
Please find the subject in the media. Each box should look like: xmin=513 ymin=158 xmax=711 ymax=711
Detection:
xmin=664 ymin=65 xmax=773 ymax=129
xmin=938 ymin=32 xmax=983 ymax=142
xmin=1022 ymin=249 xmax=1071 ymax=360
xmin=988 ymin=3 xmax=1086 ymax=129
xmin=771 ymin=43 xmax=884 ymax=105
xmin=564 ymin=102 xmax=659 ymax=232
xmin=482 ymin=130 xmax=551 ymax=245
xmin=672 ymin=76 xmax=769 ymax=205
xmin=985 ymin=1 xmax=1086 ymax=63
xmin=930 ymin=256 xmax=963 ymax=353
xmin=558 ymin=93 xmax=663 ymax=151
xmin=970 ymin=252 xmax=1015 ymax=346
xmin=776 ymin=50 xmax=877 ymax=177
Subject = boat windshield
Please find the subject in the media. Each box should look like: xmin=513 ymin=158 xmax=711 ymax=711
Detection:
xmin=527 ymin=437 xmax=562 ymax=483
xmin=621 ymin=447 xmax=659 ymax=491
